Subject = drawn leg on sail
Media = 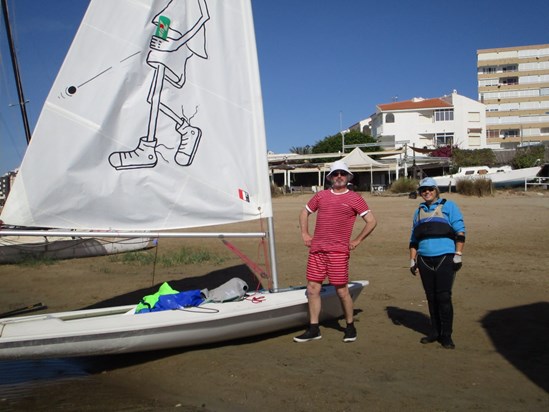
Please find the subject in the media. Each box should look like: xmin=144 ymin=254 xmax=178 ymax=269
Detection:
xmin=108 ymin=0 xmax=210 ymax=171
xmin=108 ymin=66 xmax=164 ymax=170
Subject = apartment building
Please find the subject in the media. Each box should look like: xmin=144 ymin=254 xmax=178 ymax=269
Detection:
xmin=477 ymin=44 xmax=549 ymax=147
xmin=0 ymin=172 xmax=15 ymax=206
xmin=370 ymin=90 xmax=486 ymax=154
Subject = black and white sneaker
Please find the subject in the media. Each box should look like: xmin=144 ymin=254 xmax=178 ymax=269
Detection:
xmin=293 ymin=328 xmax=322 ymax=343
xmin=343 ymin=324 xmax=357 ymax=343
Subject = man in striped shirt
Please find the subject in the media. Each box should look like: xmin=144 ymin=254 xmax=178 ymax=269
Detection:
xmin=294 ymin=160 xmax=377 ymax=343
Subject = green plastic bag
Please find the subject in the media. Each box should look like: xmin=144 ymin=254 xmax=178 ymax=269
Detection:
xmin=135 ymin=282 xmax=179 ymax=313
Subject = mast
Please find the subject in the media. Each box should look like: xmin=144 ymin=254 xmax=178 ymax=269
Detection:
xmin=1 ymin=0 xmax=32 ymax=144
xmin=266 ymin=217 xmax=279 ymax=291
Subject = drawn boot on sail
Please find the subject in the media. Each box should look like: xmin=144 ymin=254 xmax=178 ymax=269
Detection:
xmin=175 ymin=122 xmax=201 ymax=166
xmin=108 ymin=65 xmax=165 ymax=170
xmin=108 ymin=137 xmax=159 ymax=170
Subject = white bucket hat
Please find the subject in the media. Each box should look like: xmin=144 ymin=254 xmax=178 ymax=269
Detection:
xmin=327 ymin=160 xmax=353 ymax=178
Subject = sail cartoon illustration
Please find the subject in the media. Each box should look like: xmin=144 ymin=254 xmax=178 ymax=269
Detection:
xmin=109 ymin=0 xmax=210 ymax=170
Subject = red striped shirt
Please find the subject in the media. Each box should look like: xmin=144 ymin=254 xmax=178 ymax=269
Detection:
xmin=306 ymin=189 xmax=370 ymax=253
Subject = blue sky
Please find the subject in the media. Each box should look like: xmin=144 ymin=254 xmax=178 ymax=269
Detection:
xmin=1 ymin=0 xmax=548 ymax=174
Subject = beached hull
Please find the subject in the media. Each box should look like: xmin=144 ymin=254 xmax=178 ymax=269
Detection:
xmin=432 ymin=166 xmax=541 ymax=189
xmin=0 ymin=235 xmax=151 ymax=264
xmin=0 ymin=281 xmax=368 ymax=360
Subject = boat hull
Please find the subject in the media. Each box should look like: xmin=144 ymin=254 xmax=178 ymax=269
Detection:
xmin=0 ymin=281 xmax=368 ymax=360
xmin=432 ymin=166 xmax=541 ymax=190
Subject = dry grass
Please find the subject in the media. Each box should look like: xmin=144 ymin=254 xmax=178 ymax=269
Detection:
xmin=456 ymin=178 xmax=493 ymax=196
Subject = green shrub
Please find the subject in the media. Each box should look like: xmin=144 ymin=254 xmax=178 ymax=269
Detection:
xmin=271 ymin=182 xmax=283 ymax=197
xmin=389 ymin=177 xmax=419 ymax=193
xmin=451 ymin=148 xmax=497 ymax=172
xmin=159 ymin=247 xmax=225 ymax=266
xmin=511 ymin=146 xmax=545 ymax=169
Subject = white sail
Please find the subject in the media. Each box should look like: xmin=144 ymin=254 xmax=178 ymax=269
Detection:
xmin=1 ymin=0 xmax=272 ymax=230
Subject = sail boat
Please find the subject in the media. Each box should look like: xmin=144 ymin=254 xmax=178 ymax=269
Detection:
xmin=0 ymin=0 xmax=152 ymax=263
xmin=0 ymin=0 xmax=368 ymax=359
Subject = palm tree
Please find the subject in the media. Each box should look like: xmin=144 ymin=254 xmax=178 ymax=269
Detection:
xmin=289 ymin=145 xmax=312 ymax=154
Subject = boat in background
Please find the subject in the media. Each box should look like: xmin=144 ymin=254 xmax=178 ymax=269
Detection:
xmin=0 ymin=0 xmax=369 ymax=359
xmin=0 ymin=228 xmax=151 ymax=264
xmin=432 ymin=165 xmax=542 ymax=189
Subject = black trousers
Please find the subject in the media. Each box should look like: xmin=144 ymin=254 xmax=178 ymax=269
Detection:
xmin=417 ymin=254 xmax=456 ymax=338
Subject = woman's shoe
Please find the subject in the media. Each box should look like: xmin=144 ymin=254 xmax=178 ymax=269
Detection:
xmin=439 ymin=336 xmax=455 ymax=349
xmin=420 ymin=334 xmax=439 ymax=344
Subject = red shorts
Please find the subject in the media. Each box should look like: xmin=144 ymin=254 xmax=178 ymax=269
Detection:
xmin=306 ymin=251 xmax=350 ymax=286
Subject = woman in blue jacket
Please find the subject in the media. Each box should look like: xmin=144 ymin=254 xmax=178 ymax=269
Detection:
xmin=409 ymin=177 xmax=465 ymax=349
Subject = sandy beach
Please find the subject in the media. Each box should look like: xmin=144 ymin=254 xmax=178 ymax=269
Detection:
xmin=1 ymin=190 xmax=548 ymax=411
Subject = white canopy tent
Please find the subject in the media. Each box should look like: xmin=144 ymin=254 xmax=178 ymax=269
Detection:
xmin=341 ymin=147 xmax=384 ymax=168
xmin=334 ymin=148 xmax=388 ymax=192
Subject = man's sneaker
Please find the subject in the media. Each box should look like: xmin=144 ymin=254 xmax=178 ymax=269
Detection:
xmin=293 ymin=328 xmax=322 ymax=343
xmin=343 ymin=324 xmax=357 ymax=343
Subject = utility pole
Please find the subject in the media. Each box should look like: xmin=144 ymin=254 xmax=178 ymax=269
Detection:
xmin=339 ymin=111 xmax=344 ymax=152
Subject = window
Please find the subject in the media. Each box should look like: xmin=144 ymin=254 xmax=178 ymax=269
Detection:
xmin=502 ymin=65 xmax=518 ymax=72
xmin=385 ymin=113 xmax=395 ymax=123
xmin=501 ymin=129 xmax=520 ymax=139
xmin=435 ymin=133 xmax=454 ymax=146
xmin=435 ymin=109 xmax=454 ymax=122
xmin=500 ymin=77 xmax=518 ymax=85
xmin=487 ymin=130 xmax=500 ymax=139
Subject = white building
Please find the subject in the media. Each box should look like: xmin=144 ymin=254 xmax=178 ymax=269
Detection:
xmin=370 ymin=90 xmax=487 ymax=155
xmin=477 ymin=43 xmax=549 ymax=148
xmin=349 ymin=117 xmax=372 ymax=135
xmin=0 ymin=171 xmax=17 ymax=206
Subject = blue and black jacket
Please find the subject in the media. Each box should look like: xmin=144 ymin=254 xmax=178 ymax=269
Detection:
xmin=410 ymin=198 xmax=466 ymax=257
